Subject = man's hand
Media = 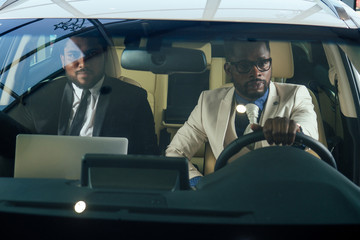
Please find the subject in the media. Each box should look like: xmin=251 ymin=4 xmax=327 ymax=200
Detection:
xmin=251 ymin=117 xmax=301 ymax=145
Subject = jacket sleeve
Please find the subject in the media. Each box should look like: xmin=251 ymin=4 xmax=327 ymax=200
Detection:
xmin=165 ymin=91 xmax=208 ymax=178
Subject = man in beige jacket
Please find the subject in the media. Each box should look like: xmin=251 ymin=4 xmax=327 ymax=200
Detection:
xmin=166 ymin=41 xmax=318 ymax=186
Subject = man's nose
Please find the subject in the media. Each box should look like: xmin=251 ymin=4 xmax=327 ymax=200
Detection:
xmin=76 ymin=54 xmax=88 ymax=67
xmin=249 ymin=64 xmax=262 ymax=76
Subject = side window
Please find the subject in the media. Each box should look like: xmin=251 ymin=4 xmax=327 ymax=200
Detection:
xmin=0 ymin=34 xmax=63 ymax=109
xmin=353 ymin=64 xmax=360 ymax=91
xmin=30 ymin=34 xmax=57 ymax=67
xmin=0 ymin=19 xmax=100 ymax=111
xmin=0 ymin=89 xmax=15 ymax=111
xmin=0 ymin=34 xmax=32 ymax=108
xmin=25 ymin=34 xmax=63 ymax=90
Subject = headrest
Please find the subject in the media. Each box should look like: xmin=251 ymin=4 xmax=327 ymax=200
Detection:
xmin=104 ymin=46 xmax=121 ymax=78
xmin=270 ymin=41 xmax=294 ymax=78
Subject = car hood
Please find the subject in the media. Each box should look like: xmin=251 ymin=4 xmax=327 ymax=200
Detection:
xmin=0 ymin=0 xmax=359 ymax=29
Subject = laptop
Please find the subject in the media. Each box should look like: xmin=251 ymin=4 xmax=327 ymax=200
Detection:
xmin=14 ymin=134 xmax=128 ymax=180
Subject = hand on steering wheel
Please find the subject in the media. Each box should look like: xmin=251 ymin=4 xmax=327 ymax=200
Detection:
xmin=214 ymin=131 xmax=337 ymax=171
xmin=251 ymin=117 xmax=301 ymax=146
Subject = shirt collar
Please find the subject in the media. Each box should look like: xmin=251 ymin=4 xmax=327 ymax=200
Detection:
xmin=235 ymin=88 xmax=269 ymax=111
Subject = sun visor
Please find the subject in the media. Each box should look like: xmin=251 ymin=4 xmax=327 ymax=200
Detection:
xmin=121 ymin=47 xmax=207 ymax=74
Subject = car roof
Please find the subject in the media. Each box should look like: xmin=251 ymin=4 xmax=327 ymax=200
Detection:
xmin=0 ymin=0 xmax=359 ymax=29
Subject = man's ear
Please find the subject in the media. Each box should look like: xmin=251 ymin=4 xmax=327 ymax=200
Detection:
xmin=224 ymin=62 xmax=231 ymax=75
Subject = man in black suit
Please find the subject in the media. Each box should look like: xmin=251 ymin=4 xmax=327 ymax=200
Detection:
xmin=0 ymin=32 xmax=159 ymax=159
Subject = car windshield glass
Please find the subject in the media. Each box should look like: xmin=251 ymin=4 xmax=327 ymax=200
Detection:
xmin=0 ymin=17 xmax=360 ymax=228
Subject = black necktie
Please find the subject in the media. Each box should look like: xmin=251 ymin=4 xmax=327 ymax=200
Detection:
xmin=69 ymin=90 xmax=90 ymax=136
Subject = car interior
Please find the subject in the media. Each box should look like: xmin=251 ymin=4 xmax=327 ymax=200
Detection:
xmin=0 ymin=20 xmax=358 ymax=188
xmin=99 ymin=38 xmax=346 ymax=176
xmin=0 ymin=16 xmax=359 ymax=230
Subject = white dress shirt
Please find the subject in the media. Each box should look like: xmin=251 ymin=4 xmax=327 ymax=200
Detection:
xmin=68 ymin=76 xmax=104 ymax=136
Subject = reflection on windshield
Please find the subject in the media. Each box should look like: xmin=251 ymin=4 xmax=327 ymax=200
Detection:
xmin=0 ymin=19 xmax=358 ymax=228
xmin=54 ymin=19 xmax=86 ymax=32
xmin=0 ymin=19 xmax=352 ymax=168
xmin=0 ymin=18 xmax=97 ymax=101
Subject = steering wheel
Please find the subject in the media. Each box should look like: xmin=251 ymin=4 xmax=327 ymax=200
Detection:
xmin=214 ymin=131 xmax=337 ymax=171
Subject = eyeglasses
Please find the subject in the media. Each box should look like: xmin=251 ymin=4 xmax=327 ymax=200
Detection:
xmin=228 ymin=58 xmax=272 ymax=73
xmin=64 ymin=49 xmax=103 ymax=62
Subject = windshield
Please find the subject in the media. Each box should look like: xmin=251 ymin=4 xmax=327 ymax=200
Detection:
xmin=0 ymin=18 xmax=360 ymax=231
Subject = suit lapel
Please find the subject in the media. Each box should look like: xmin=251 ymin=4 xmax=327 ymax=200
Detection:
xmin=57 ymin=80 xmax=73 ymax=135
xmin=92 ymin=79 xmax=111 ymax=136
xmin=214 ymin=87 xmax=235 ymax=155
xmin=259 ymin=81 xmax=280 ymax=125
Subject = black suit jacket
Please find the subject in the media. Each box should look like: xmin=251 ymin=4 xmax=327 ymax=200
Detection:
xmin=4 ymin=76 xmax=159 ymax=156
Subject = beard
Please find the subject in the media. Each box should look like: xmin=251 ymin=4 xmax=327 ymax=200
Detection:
xmin=65 ymin=69 xmax=103 ymax=90
xmin=236 ymin=79 xmax=269 ymax=100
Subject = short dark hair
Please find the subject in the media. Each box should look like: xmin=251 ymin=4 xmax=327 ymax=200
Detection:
xmin=224 ymin=40 xmax=270 ymax=61
xmin=72 ymin=30 xmax=109 ymax=51
xmin=55 ymin=29 xmax=109 ymax=56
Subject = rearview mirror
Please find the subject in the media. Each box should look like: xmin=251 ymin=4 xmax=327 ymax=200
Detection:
xmin=121 ymin=47 xmax=207 ymax=74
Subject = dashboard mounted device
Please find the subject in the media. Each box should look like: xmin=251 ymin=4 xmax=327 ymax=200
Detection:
xmin=81 ymin=154 xmax=190 ymax=191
